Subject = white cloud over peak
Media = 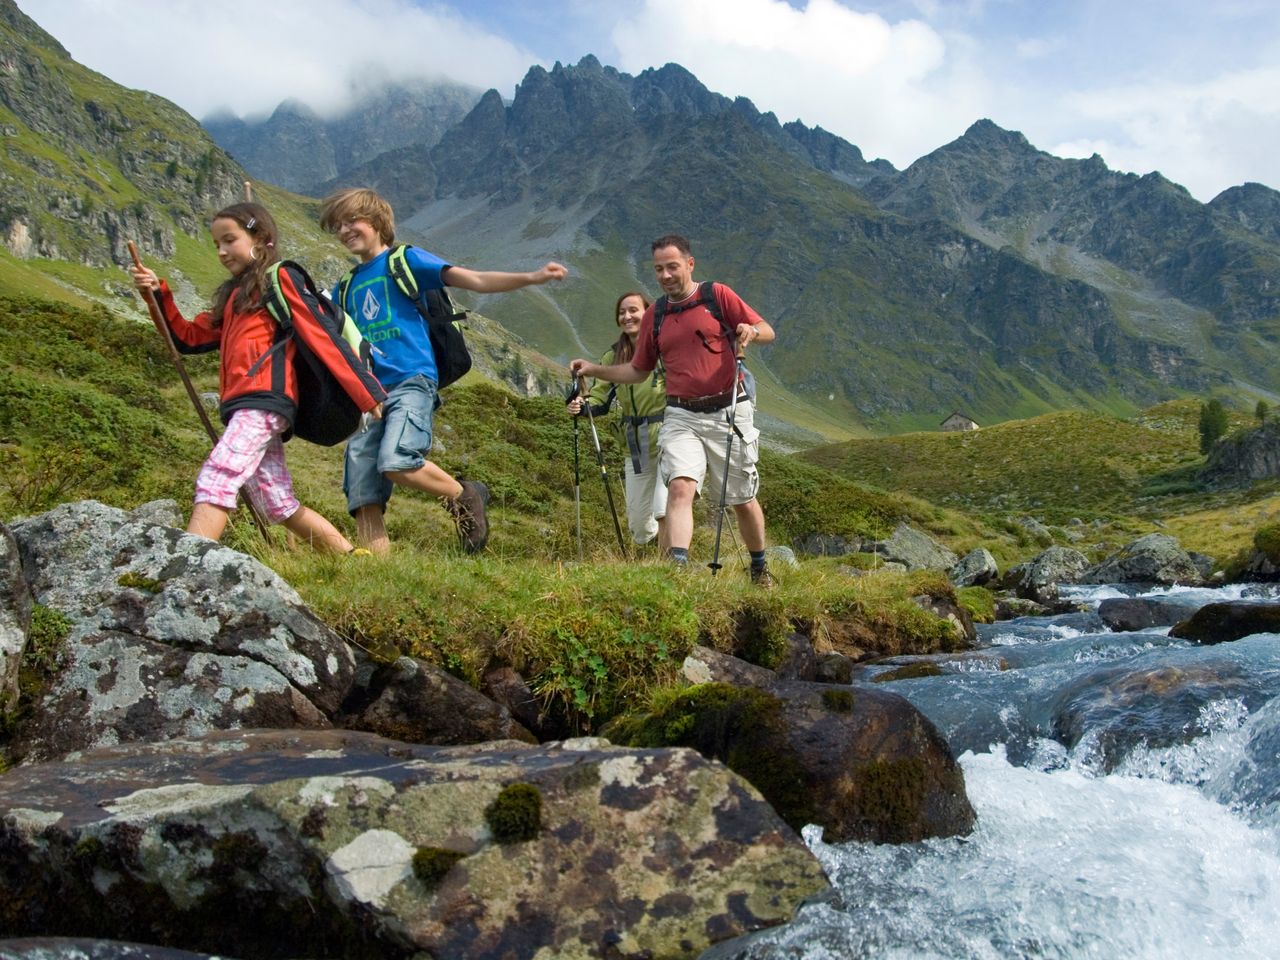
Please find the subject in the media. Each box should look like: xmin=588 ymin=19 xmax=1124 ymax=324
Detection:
xmin=609 ymin=0 xmax=986 ymax=166
xmin=1051 ymin=65 xmax=1280 ymax=200
xmin=21 ymin=0 xmax=539 ymax=119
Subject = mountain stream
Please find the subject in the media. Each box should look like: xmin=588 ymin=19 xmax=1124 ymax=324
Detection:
xmin=716 ymin=583 xmax=1280 ymax=959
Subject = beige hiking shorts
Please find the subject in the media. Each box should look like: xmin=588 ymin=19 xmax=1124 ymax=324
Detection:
xmin=659 ymin=400 xmax=760 ymax=505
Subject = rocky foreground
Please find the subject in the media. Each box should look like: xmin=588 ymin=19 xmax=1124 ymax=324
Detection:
xmin=0 ymin=501 xmax=979 ymax=959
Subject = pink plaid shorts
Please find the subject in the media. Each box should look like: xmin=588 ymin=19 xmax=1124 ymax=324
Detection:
xmin=195 ymin=409 xmax=300 ymax=523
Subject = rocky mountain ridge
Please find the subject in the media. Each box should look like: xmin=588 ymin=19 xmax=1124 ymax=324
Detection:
xmin=203 ymin=77 xmax=482 ymax=194
xmin=4 ymin=0 xmax=1279 ymax=431
xmin=317 ymin=55 xmax=1238 ymax=427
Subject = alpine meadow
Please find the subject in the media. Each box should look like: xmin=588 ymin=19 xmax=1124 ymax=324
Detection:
xmin=3 ymin=0 xmax=1280 ymax=957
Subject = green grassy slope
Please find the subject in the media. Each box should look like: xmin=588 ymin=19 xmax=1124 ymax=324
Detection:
xmin=801 ymin=399 xmax=1270 ymax=540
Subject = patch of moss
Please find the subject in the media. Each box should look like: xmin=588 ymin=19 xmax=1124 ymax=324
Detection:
xmin=1254 ymin=523 xmax=1280 ymax=565
xmin=26 ymin=604 xmax=71 ymax=653
xmin=71 ymin=835 xmax=105 ymax=864
xmin=854 ymin=756 xmax=928 ymax=843
xmin=955 ymin=585 xmax=996 ymax=624
xmin=821 ymin=689 xmax=854 ymax=712
xmin=485 ymin=783 xmax=542 ymax=843
xmin=412 ymin=846 xmax=466 ymax=888
xmin=873 ymin=662 xmax=944 ymax=682
xmin=116 ymin=572 xmax=164 ymax=592
xmin=604 ymin=683 xmax=815 ymax=830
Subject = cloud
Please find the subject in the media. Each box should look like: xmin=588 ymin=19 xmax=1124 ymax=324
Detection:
xmin=608 ymin=0 xmax=987 ymax=166
xmin=1051 ymin=65 xmax=1280 ymax=200
xmin=21 ymin=0 xmax=541 ymax=119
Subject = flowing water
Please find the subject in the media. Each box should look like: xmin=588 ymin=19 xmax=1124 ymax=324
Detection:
xmin=720 ymin=583 xmax=1280 ymax=959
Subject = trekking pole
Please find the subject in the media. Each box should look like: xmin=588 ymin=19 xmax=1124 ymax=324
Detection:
xmin=127 ymin=241 xmax=270 ymax=541
xmin=578 ymin=376 xmax=628 ymax=558
xmin=573 ymin=411 xmax=583 ymax=561
xmin=708 ymin=351 xmax=746 ymax=576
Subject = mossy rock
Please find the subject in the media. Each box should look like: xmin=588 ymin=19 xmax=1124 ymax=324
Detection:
xmin=873 ymin=662 xmax=944 ymax=682
xmin=603 ymin=683 xmax=815 ymax=831
xmin=1254 ymin=524 xmax=1280 ymax=565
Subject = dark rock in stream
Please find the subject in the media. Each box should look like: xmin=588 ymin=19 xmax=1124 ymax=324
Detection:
xmin=1048 ymin=659 xmax=1268 ymax=771
xmin=1170 ymin=601 xmax=1280 ymax=644
xmin=1098 ymin=596 xmax=1204 ymax=632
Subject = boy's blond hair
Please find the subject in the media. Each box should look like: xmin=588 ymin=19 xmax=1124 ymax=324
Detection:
xmin=319 ymin=188 xmax=396 ymax=246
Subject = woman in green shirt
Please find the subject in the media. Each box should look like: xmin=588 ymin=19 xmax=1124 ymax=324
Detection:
xmin=567 ymin=291 xmax=667 ymax=547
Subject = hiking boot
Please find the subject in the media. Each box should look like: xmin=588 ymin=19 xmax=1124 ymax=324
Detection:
xmin=750 ymin=563 xmax=776 ymax=588
xmin=444 ymin=479 xmax=490 ymax=553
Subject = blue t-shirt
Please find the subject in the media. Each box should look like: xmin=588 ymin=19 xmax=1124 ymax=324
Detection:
xmin=333 ymin=246 xmax=450 ymax=388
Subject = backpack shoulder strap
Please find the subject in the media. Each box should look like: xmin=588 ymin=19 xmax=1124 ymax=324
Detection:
xmin=335 ymin=268 xmax=355 ymax=317
xmin=386 ymin=243 xmax=419 ymax=302
xmin=651 ymin=295 xmax=671 ymax=357
xmin=261 ymin=261 xmax=293 ymax=329
xmin=387 ymin=244 xmax=467 ymax=323
xmin=696 ymin=280 xmax=737 ymax=345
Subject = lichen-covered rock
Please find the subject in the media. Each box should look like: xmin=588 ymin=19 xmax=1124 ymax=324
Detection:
xmin=0 ymin=728 xmax=827 ymax=960
xmin=1169 ymin=601 xmax=1280 ymax=644
xmin=949 ymin=547 xmax=998 ymax=587
xmin=1009 ymin=546 xmax=1090 ymax=604
xmin=994 ymin=596 xmax=1052 ymax=620
xmin=0 ymin=524 xmax=32 ymax=712
xmin=5 ymin=501 xmax=355 ymax=763
xmin=0 ymin=939 xmax=221 ymax=959
xmin=1081 ymin=533 xmax=1202 ymax=585
xmin=792 ymin=533 xmax=858 ymax=557
xmin=348 ymin=656 xmax=536 ymax=745
xmin=866 ymin=523 xmax=958 ymax=572
xmin=605 ymin=682 xmax=975 ymax=844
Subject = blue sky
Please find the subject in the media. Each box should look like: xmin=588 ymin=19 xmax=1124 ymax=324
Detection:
xmin=21 ymin=0 xmax=1280 ymax=201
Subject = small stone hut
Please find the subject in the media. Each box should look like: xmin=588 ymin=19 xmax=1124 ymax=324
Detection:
xmin=940 ymin=412 xmax=979 ymax=432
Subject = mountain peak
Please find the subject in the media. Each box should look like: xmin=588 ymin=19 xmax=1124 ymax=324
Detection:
xmin=0 ymin=0 xmax=69 ymax=58
xmin=960 ymin=119 xmax=1033 ymax=152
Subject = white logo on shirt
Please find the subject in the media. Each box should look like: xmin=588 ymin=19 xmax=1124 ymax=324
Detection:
xmin=362 ymin=289 xmax=381 ymax=323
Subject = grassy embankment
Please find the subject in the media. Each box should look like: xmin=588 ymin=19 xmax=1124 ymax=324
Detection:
xmin=4 ymin=290 xmax=1273 ymax=732
xmin=1 ymin=293 xmax=997 ymax=733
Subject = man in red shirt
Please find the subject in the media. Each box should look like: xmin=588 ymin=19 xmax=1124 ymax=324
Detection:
xmin=570 ymin=234 xmax=777 ymax=584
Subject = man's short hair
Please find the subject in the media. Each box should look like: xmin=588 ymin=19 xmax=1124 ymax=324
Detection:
xmin=319 ymin=188 xmax=396 ymax=246
xmin=651 ymin=234 xmax=692 ymax=256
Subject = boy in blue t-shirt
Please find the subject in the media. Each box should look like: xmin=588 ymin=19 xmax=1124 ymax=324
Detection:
xmin=320 ymin=187 xmax=567 ymax=554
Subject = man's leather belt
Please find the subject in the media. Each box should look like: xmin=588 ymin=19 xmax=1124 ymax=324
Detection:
xmin=669 ymin=391 xmax=748 ymax=413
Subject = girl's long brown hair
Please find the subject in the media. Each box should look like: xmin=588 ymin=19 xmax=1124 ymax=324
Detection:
xmin=209 ymin=202 xmax=280 ymax=325
xmin=609 ymin=290 xmax=652 ymax=365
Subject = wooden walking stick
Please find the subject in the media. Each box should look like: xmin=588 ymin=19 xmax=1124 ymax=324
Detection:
xmin=127 ymin=240 xmax=270 ymax=539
